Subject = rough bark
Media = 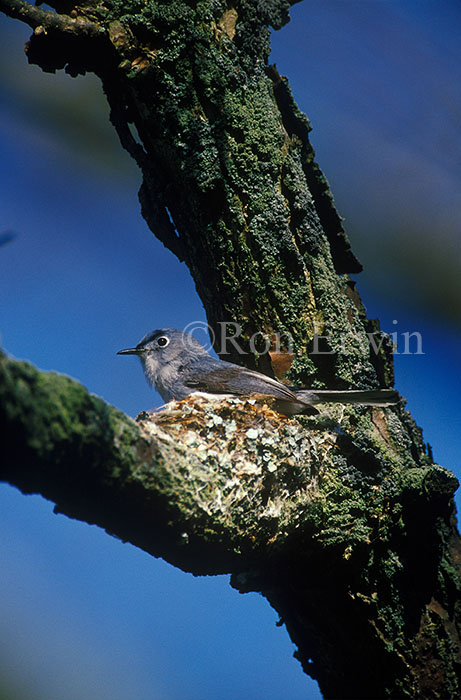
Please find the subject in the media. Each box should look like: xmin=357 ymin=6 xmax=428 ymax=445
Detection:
xmin=1 ymin=1 xmax=460 ymax=698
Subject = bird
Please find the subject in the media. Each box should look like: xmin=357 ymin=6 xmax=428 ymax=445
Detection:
xmin=117 ymin=328 xmax=400 ymax=416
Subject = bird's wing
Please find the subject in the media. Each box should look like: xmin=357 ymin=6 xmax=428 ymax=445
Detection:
xmin=184 ymin=362 xmax=302 ymax=403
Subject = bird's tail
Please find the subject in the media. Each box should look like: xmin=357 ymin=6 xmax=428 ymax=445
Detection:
xmin=295 ymin=388 xmax=401 ymax=407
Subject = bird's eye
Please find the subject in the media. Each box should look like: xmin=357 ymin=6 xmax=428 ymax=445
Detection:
xmin=157 ymin=336 xmax=170 ymax=348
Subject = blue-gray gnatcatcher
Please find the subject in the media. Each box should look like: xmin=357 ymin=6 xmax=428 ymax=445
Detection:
xmin=118 ymin=328 xmax=400 ymax=416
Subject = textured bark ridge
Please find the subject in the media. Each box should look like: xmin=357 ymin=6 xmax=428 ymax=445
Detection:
xmin=1 ymin=1 xmax=460 ymax=698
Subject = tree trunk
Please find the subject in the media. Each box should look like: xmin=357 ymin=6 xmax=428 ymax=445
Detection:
xmin=1 ymin=1 xmax=460 ymax=697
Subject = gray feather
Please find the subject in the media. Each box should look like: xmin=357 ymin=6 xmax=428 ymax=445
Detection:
xmin=118 ymin=328 xmax=401 ymax=415
xmin=294 ymin=388 xmax=400 ymax=407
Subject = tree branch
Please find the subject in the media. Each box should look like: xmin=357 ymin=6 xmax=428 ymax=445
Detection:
xmin=1 ymin=348 xmax=460 ymax=696
xmin=0 ymin=0 xmax=101 ymax=37
xmin=0 ymin=350 xmax=241 ymax=573
xmin=0 ymin=349 xmax=339 ymax=574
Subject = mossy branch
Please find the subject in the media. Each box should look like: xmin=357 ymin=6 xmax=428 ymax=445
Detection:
xmin=0 ymin=349 xmax=346 ymax=574
xmin=1 ymin=350 xmax=460 ymax=698
xmin=0 ymin=0 xmax=101 ymax=37
xmin=0 ymin=350 xmax=249 ymax=574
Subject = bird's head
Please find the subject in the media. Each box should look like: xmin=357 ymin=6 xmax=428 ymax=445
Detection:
xmin=117 ymin=328 xmax=210 ymax=378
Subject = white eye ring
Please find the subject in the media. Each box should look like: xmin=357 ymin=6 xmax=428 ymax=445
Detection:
xmin=157 ymin=336 xmax=170 ymax=348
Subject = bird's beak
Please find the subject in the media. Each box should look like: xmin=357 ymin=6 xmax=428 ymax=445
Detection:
xmin=117 ymin=347 xmax=139 ymax=355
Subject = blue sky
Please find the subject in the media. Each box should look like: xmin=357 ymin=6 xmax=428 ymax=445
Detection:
xmin=1 ymin=2 xmax=460 ymax=699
